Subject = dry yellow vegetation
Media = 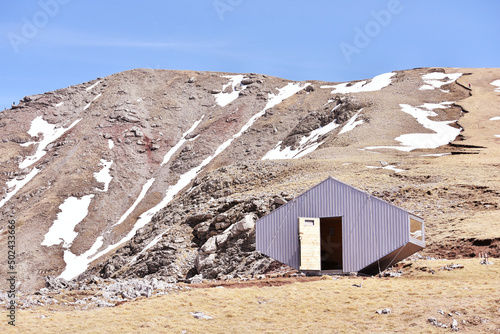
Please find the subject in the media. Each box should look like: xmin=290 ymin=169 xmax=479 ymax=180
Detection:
xmin=1 ymin=258 xmax=498 ymax=333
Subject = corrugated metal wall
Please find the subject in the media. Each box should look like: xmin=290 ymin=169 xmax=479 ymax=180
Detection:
xmin=256 ymin=177 xmax=411 ymax=272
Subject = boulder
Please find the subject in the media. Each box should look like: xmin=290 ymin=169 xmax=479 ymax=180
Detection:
xmin=130 ymin=126 xmax=144 ymax=137
xmin=230 ymin=214 xmax=256 ymax=235
xmin=273 ymin=197 xmax=287 ymax=206
xmin=201 ymin=237 xmax=217 ymax=254
xmin=45 ymin=276 xmax=69 ymax=290
xmin=241 ymin=79 xmax=254 ymax=85
xmin=189 ymin=274 xmax=203 ymax=284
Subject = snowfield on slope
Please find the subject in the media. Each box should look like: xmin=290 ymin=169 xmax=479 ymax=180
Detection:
xmin=83 ymin=93 xmax=102 ymax=110
xmin=94 ymin=159 xmax=113 ymax=192
xmin=20 ymin=116 xmax=82 ymax=169
xmin=366 ymin=102 xmax=461 ymax=152
xmin=338 ymin=109 xmax=364 ymax=135
xmin=263 ymin=108 xmax=365 ymax=160
xmin=320 ymin=72 xmax=395 ymax=94
xmin=491 ymin=80 xmax=500 ymax=92
xmin=161 ymin=116 xmax=205 ymax=166
xmin=41 ymin=195 xmax=94 ymax=248
xmin=366 ymin=165 xmax=405 ymax=173
xmin=1 ymin=116 xmax=80 ymax=209
xmin=0 ymin=168 xmax=40 ymax=209
xmin=419 ymin=72 xmax=462 ymax=91
xmin=262 ymin=120 xmax=340 ymax=160
xmin=112 ymin=178 xmax=156 ymax=227
xmin=214 ymin=75 xmax=247 ymax=107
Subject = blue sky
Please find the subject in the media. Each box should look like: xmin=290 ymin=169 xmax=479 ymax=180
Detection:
xmin=1 ymin=0 xmax=499 ymax=110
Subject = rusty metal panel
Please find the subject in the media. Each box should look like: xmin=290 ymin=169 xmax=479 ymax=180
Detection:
xmin=256 ymin=177 xmax=421 ymax=273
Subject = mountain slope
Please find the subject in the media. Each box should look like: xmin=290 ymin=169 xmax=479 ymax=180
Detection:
xmin=0 ymin=67 xmax=499 ymax=291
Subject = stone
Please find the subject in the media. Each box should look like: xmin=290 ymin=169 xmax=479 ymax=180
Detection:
xmin=215 ymin=221 xmax=231 ymax=230
xmin=215 ymin=233 xmax=229 ymax=246
xmin=130 ymin=126 xmax=144 ymax=137
xmin=189 ymin=274 xmax=203 ymax=284
xmin=210 ymin=90 xmax=221 ymax=94
xmin=231 ymin=214 xmax=256 ymax=234
xmin=273 ymin=197 xmax=287 ymax=205
xmin=216 ymin=214 xmax=227 ymax=222
xmin=376 ymin=308 xmax=391 ymax=314
xmin=45 ymin=276 xmax=69 ymax=290
xmin=194 ymin=221 xmax=211 ymax=237
xmin=124 ymin=131 xmax=135 ymax=138
xmin=451 ymin=318 xmax=458 ymax=331
xmin=440 ymin=263 xmax=464 ymax=271
xmin=97 ymin=301 xmax=116 ymax=307
xmin=201 ymin=237 xmax=217 ymax=254
xmin=186 ymin=214 xmax=213 ymax=226
xmin=121 ymin=115 xmax=141 ymax=123
xmin=304 ymin=85 xmax=315 ymax=92
xmin=241 ymin=79 xmax=254 ymax=85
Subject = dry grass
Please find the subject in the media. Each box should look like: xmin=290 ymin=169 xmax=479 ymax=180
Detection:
xmin=2 ymin=258 xmax=498 ymax=333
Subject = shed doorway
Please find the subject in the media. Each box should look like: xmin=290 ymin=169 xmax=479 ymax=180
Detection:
xmin=320 ymin=217 xmax=342 ymax=270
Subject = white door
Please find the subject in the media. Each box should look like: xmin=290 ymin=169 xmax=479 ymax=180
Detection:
xmin=299 ymin=217 xmax=321 ymax=270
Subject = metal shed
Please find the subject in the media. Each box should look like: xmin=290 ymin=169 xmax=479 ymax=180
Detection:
xmin=256 ymin=177 xmax=425 ymax=274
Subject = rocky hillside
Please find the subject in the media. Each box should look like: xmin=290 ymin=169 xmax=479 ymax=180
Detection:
xmin=1 ymin=67 xmax=499 ymax=291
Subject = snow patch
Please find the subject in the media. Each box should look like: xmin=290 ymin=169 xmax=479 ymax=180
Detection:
xmin=419 ymin=72 xmax=462 ymax=90
xmin=339 ymin=108 xmax=364 ymax=135
xmin=55 ymin=102 xmax=64 ymax=107
xmin=262 ymin=119 xmax=340 ymax=160
xmin=41 ymin=195 xmax=94 ymax=247
xmin=108 ymin=139 xmax=114 ymax=149
xmin=214 ymin=75 xmax=247 ymax=107
xmin=366 ymin=165 xmax=405 ymax=173
xmin=83 ymin=93 xmax=102 ymax=110
xmin=489 ymin=116 xmax=500 ymax=121
xmin=59 ymin=236 xmax=103 ymax=280
xmin=94 ymin=159 xmax=113 ymax=192
xmin=0 ymin=168 xmax=40 ymax=209
xmin=320 ymin=72 xmax=395 ymax=94
xmin=162 ymin=116 xmax=204 ymax=166
xmin=491 ymin=80 xmax=500 ymax=92
xmin=86 ymin=80 xmax=101 ymax=91
xmin=323 ymin=98 xmax=335 ymax=106
xmin=420 ymin=153 xmax=451 ymax=157
xmin=129 ymin=230 xmax=168 ymax=263
xmin=112 ymin=178 xmax=156 ymax=227
xmin=19 ymin=116 xmax=81 ymax=169
xmin=366 ymin=103 xmax=461 ymax=152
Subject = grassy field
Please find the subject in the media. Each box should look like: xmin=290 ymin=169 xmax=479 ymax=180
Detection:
xmin=1 ymin=258 xmax=498 ymax=333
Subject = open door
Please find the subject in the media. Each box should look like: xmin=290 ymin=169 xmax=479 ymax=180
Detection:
xmin=320 ymin=217 xmax=342 ymax=270
xmin=299 ymin=217 xmax=321 ymax=270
